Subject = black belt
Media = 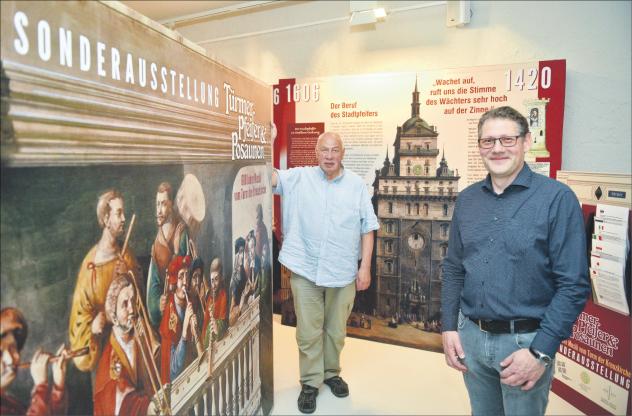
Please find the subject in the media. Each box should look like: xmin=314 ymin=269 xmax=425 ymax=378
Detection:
xmin=467 ymin=316 xmax=540 ymax=334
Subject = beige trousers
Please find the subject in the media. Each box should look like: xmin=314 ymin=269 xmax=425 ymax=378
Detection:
xmin=290 ymin=272 xmax=356 ymax=387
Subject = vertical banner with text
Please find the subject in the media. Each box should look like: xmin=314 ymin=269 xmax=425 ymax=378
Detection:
xmin=552 ymin=204 xmax=631 ymax=416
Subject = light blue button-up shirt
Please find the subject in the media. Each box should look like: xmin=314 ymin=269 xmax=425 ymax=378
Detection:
xmin=274 ymin=166 xmax=379 ymax=287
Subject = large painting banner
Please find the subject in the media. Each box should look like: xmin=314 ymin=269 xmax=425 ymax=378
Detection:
xmin=1 ymin=1 xmax=272 ymax=415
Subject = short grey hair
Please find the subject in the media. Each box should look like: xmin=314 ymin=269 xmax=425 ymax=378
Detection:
xmin=105 ymin=274 xmax=133 ymax=324
xmin=316 ymin=132 xmax=344 ymax=151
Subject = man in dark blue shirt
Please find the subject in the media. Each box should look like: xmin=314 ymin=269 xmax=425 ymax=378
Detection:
xmin=441 ymin=106 xmax=590 ymax=415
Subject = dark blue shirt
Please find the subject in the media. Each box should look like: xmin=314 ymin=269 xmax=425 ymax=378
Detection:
xmin=441 ymin=164 xmax=590 ymax=356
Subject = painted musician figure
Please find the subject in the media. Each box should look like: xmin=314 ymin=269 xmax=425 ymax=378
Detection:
xmin=254 ymin=203 xmax=269 ymax=264
xmin=189 ymin=257 xmax=206 ymax=328
xmin=69 ymin=189 xmax=143 ymax=373
xmin=147 ymin=182 xmax=191 ymax=328
xmin=202 ymin=258 xmax=228 ymax=347
xmin=94 ymin=275 xmax=157 ymax=416
xmin=244 ymin=230 xmax=262 ymax=300
xmin=229 ymin=237 xmax=256 ymax=326
xmin=159 ymin=255 xmax=202 ymax=385
xmin=1 ymin=307 xmax=69 ymax=416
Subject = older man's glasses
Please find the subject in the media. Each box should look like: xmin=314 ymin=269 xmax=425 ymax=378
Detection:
xmin=318 ymin=147 xmax=341 ymax=156
xmin=477 ymin=135 xmax=522 ymax=149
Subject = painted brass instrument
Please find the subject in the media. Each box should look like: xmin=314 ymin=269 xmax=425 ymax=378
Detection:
xmin=184 ymin=290 xmax=204 ymax=357
xmin=17 ymin=346 xmax=89 ymax=369
xmin=121 ymin=214 xmax=171 ymax=415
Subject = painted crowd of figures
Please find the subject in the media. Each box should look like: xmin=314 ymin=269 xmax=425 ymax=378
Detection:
xmin=1 ymin=179 xmax=270 ymax=416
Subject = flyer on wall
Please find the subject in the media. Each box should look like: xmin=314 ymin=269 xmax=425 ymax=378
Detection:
xmin=552 ymin=201 xmax=631 ymax=416
xmin=272 ymin=60 xmax=566 ymax=353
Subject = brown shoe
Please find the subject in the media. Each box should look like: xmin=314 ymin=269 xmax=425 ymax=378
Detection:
xmin=324 ymin=376 xmax=349 ymax=397
xmin=298 ymin=384 xmax=318 ymax=414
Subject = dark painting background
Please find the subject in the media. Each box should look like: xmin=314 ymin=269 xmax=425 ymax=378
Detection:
xmin=0 ymin=161 xmax=273 ymax=414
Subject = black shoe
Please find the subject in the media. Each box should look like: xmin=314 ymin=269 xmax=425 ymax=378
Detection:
xmin=323 ymin=376 xmax=349 ymax=398
xmin=298 ymin=384 xmax=319 ymax=414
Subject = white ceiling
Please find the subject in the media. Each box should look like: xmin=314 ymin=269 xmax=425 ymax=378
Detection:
xmin=120 ymin=1 xmax=301 ymax=27
xmin=121 ymin=1 xmax=239 ymax=22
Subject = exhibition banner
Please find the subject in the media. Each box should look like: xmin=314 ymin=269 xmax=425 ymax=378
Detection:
xmin=551 ymin=203 xmax=631 ymax=416
xmin=272 ymin=60 xmax=566 ymax=352
xmin=1 ymin=1 xmax=272 ymax=415
xmin=554 ymin=301 xmax=631 ymax=415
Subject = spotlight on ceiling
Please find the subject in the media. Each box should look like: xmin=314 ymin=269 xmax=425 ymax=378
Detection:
xmin=349 ymin=1 xmax=387 ymax=26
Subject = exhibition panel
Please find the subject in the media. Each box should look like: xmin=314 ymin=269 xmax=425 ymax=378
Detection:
xmin=0 ymin=1 xmax=273 ymax=415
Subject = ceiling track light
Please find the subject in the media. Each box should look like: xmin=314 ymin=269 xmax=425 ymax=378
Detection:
xmin=349 ymin=1 xmax=387 ymax=27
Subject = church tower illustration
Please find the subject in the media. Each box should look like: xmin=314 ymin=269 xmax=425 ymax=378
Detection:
xmin=372 ymin=78 xmax=460 ymax=323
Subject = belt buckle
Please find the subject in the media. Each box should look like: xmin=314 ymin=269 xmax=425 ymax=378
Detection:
xmin=478 ymin=320 xmax=487 ymax=333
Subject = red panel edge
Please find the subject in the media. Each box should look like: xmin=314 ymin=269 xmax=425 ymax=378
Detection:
xmin=537 ymin=59 xmax=566 ymax=179
xmin=272 ymin=79 xmax=296 ymax=242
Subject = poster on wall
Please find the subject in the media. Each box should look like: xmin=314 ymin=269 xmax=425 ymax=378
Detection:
xmin=1 ymin=1 xmax=272 ymax=415
xmin=554 ymin=300 xmax=631 ymax=416
xmin=272 ymin=60 xmax=566 ymax=352
xmin=549 ymin=173 xmax=632 ymax=416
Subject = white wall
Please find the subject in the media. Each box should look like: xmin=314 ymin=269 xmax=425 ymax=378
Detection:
xmin=176 ymin=0 xmax=631 ymax=175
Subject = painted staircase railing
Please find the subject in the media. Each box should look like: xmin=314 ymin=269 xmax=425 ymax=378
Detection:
xmin=154 ymin=298 xmax=261 ymax=415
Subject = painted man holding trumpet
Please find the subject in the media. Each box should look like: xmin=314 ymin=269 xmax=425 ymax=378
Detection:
xmin=93 ymin=275 xmax=157 ymax=415
xmin=1 ymin=307 xmax=70 ymax=415
xmin=159 ymin=255 xmax=203 ymax=385
xmin=147 ymin=182 xmax=191 ymax=329
xmin=68 ymin=189 xmax=143 ymax=373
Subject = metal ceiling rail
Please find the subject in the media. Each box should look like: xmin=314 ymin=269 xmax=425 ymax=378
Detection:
xmin=159 ymin=0 xmax=281 ymax=28
xmin=194 ymin=1 xmax=447 ymax=45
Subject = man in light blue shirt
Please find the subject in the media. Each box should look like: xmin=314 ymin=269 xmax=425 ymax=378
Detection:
xmin=272 ymin=132 xmax=379 ymax=414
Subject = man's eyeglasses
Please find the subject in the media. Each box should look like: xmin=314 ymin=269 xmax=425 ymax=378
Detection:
xmin=477 ymin=135 xmax=522 ymax=149
xmin=318 ymin=147 xmax=341 ymax=156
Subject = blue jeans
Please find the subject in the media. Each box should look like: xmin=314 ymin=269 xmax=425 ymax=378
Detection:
xmin=457 ymin=311 xmax=555 ymax=416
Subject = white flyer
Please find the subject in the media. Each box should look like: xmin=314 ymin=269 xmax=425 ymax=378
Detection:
xmin=591 ymin=255 xmax=626 ymax=276
xmin=596 ymin=204 xmax=630 ymax=227
xmin=590 ymin=268 xmax=630 ymax=315
xmin=592 ymin=238 xmax=627 ymax=263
